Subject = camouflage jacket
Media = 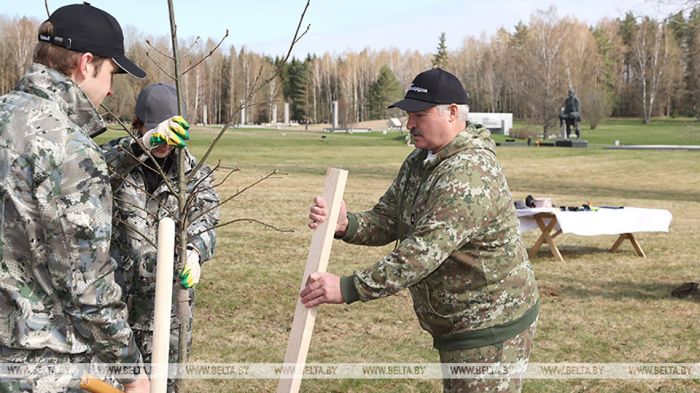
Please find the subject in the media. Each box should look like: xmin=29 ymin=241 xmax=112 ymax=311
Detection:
xmin=340 ymin=123 xmax=539 ymax=345
xmin=102 ymin=138 xmax=219 ymax=330
xmin=0 ymin=64 xmax=142 ymax=376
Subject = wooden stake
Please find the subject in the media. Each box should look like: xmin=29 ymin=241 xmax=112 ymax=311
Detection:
xmin=151 ymin=217 xmax=175 ymax=393
xmin=277 ymin=168 xmax=348 ymax=393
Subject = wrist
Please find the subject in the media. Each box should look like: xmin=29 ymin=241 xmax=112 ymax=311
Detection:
xmin=340 ymin=275 xmax=360 ymax=304
xmin=333 ymin=213 xmax=350 ymax=238
xmin=140 ymin=133 xmax=154 ymax=150
xmin=338 ymin=213 xmax=359 ymax=240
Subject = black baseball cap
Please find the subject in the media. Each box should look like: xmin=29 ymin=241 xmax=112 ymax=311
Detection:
xmin=136 ymin=83 xmax=181 ymax=129
xmin=38 ymin=2 xmax=146 ymax=79
xmin=389 ymin=68 xmax=468 ymax=112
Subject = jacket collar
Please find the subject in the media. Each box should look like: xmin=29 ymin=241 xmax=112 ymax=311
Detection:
xmin=16 ymin=63 xmax=106 ymax=137
xmin=413 ymin=122 xmax=497 ymax=171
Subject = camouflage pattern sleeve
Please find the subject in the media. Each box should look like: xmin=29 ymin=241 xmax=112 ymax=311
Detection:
xmin=352 ymin=158 xmax=500 ymax=300
xmin=342 ymin=160 xmax=407 ymax=246
xmin=37 ymin=141 xmax=143 ymax=370
xmin=101 ymin=136 xmax=145 ymax=190
xmin=185 ymin=162 xmax=220 ymax=262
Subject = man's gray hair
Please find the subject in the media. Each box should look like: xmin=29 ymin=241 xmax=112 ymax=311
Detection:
xmin=436 ymin=104 xmax=469 ymax=122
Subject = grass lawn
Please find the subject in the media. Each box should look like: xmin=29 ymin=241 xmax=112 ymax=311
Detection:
xmin=98 ymin=119 xmax=700 ymax=392
xmin=511 ymin=117 xmax=700 ymax=146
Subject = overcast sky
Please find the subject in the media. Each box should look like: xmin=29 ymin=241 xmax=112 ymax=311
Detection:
xmin=1 ymin=0 xmax=687 ymax=57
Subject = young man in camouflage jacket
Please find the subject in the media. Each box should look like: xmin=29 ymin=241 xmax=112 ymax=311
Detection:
xmin=0 ymin=4 xmax=157 ymax=392
xmin=303 ymin=69 xmax=539 ymax=393
xmin=102 ymin=83 xmax=219 ymax=392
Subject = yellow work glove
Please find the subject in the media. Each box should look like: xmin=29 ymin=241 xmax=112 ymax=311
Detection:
xmin=179 ymin=247 xmax=201 ymax=289
xmin=142 ymin=115 xmax=191 ymax=149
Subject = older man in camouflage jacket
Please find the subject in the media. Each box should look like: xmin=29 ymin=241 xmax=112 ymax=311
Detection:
xmin=303 ymin=68 xmax=539 ymax=393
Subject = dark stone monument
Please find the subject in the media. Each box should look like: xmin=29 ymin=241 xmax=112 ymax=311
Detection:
xmin=559 ymin=88 xmax=581 ymax=139
xmin=556 ymin=88 xmax=587 ymax=147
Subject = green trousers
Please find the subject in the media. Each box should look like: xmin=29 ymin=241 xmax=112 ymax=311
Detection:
xmin=439 ymin=320 xmax=537 ymax=393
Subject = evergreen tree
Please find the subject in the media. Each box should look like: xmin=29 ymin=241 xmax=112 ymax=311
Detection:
xmin=590 ymin=26 xmax=616 ymax=127
xmin=687 ymin=7 xmax=700 ymax=118
xmin=592 ymin=26 xmax=616 ymax=94
xmin=367 ymin=65 xmax=403 ymax=119
xmin=282 ymin=58 xmax=308 ymax=122
xmin=668 ymin=11 xmax=693 ymax=116
xmin=616 ymin=12 xmax=638 ymax=116
xmin=510 ymin=21 xmax=529 ymax=49
xmin=432 ymin=32 xmax=449 ymax=68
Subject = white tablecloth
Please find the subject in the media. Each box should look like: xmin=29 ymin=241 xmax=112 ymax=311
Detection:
xmin=516 ymin=207 xmax=672 ymax=236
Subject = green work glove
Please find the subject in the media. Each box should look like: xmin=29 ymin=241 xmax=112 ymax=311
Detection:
xmin=179 ymin=247 xmax=201 ymax=289
xmin=142 ymin=115 xmax=191 ymax=149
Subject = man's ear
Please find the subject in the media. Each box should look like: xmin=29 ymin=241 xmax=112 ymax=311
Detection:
xmin=450 ymin=104 xmax=459 ymax=122
xmin=72 ymin=52 xmax=94 ymax=83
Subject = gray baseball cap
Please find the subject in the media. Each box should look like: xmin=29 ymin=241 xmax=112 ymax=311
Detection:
xmin=135 ymin=83 xmax=182 ymax=129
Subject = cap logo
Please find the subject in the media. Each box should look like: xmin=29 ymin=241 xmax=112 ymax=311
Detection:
xmin=407 ymin=83 xmax=428 ymax=94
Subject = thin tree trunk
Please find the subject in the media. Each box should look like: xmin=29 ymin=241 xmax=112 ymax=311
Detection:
xmin=166 ymin=2 xmax=192 ymax=392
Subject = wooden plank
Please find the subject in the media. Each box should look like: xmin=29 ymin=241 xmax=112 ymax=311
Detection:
xmin=152 ymin=217 xmax=175 ymax=393
xmin=277 ymin=168 xmax=348 ymax=393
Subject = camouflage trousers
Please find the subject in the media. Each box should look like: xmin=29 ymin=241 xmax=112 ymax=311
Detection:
xmin=133 ymin=326 xmax=192 ymax=393
xmin=0 ymin=348 xmax=90 ymax=393
xmin=438 ymin=320 xmax=537 ymax=393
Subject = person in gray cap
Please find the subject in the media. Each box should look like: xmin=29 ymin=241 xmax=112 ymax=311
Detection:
xmin=0 ymin=3 xmax=192 ymax=392
xmin=302 ymin=68 xmax=539 ymax=393
xmin=102 ymin=83 xmax=220 ymax=393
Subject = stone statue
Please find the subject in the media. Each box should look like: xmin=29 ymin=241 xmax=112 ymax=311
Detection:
xmin=559 ymin=88 xmax=581 ymax=139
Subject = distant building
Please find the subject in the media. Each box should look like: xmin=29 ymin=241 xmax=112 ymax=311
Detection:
xmin=468 ymin=113 xmax=512 ymax=136
xmin=387 ymin=117 xmax=402 ymax=130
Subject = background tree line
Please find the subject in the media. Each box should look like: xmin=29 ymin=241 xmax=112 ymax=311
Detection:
xmin=1 ymin=6 xmax=699 ymax=130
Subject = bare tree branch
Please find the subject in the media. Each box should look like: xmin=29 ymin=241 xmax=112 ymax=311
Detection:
xmin=185 ymin=36 xmax=202 ymax=53
xmin=182 ymin=30 xmax=229 ymax=75
xmin=184 ymin=165 xmax=240 ymax=208
xmin=145 ymin=39 xmax=175 ymax=60
xmin=282 ymin=0 xmax=312 ymax=62
xmin=111 ymin=142 xmax=166 ymax=184
xmin=190 ymin=170 xmax=279 ymax=224
xmin=146 ymin=51 xmax=176 ymax=81
xmin=188 ymin=218 xmax=294 ymax=239
xmin=111 ymin=171 xmax=178 ymax=219
xmin=183 ymin=162 xmax=219 ymax=210
xmin=186 ymin=0 xmax=311 ymax=181
xmin=113 ymin=196 xmax=161 ymax=221
xmin=192 ymin=160 xmax=221 ymax=190
xmin=44 ymin=0 xmax=50 ymax=18
xmin=114 ymin=218 xmax=158 ymax=249
xmin=211 ymin=167 xmax=240 ymax=188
